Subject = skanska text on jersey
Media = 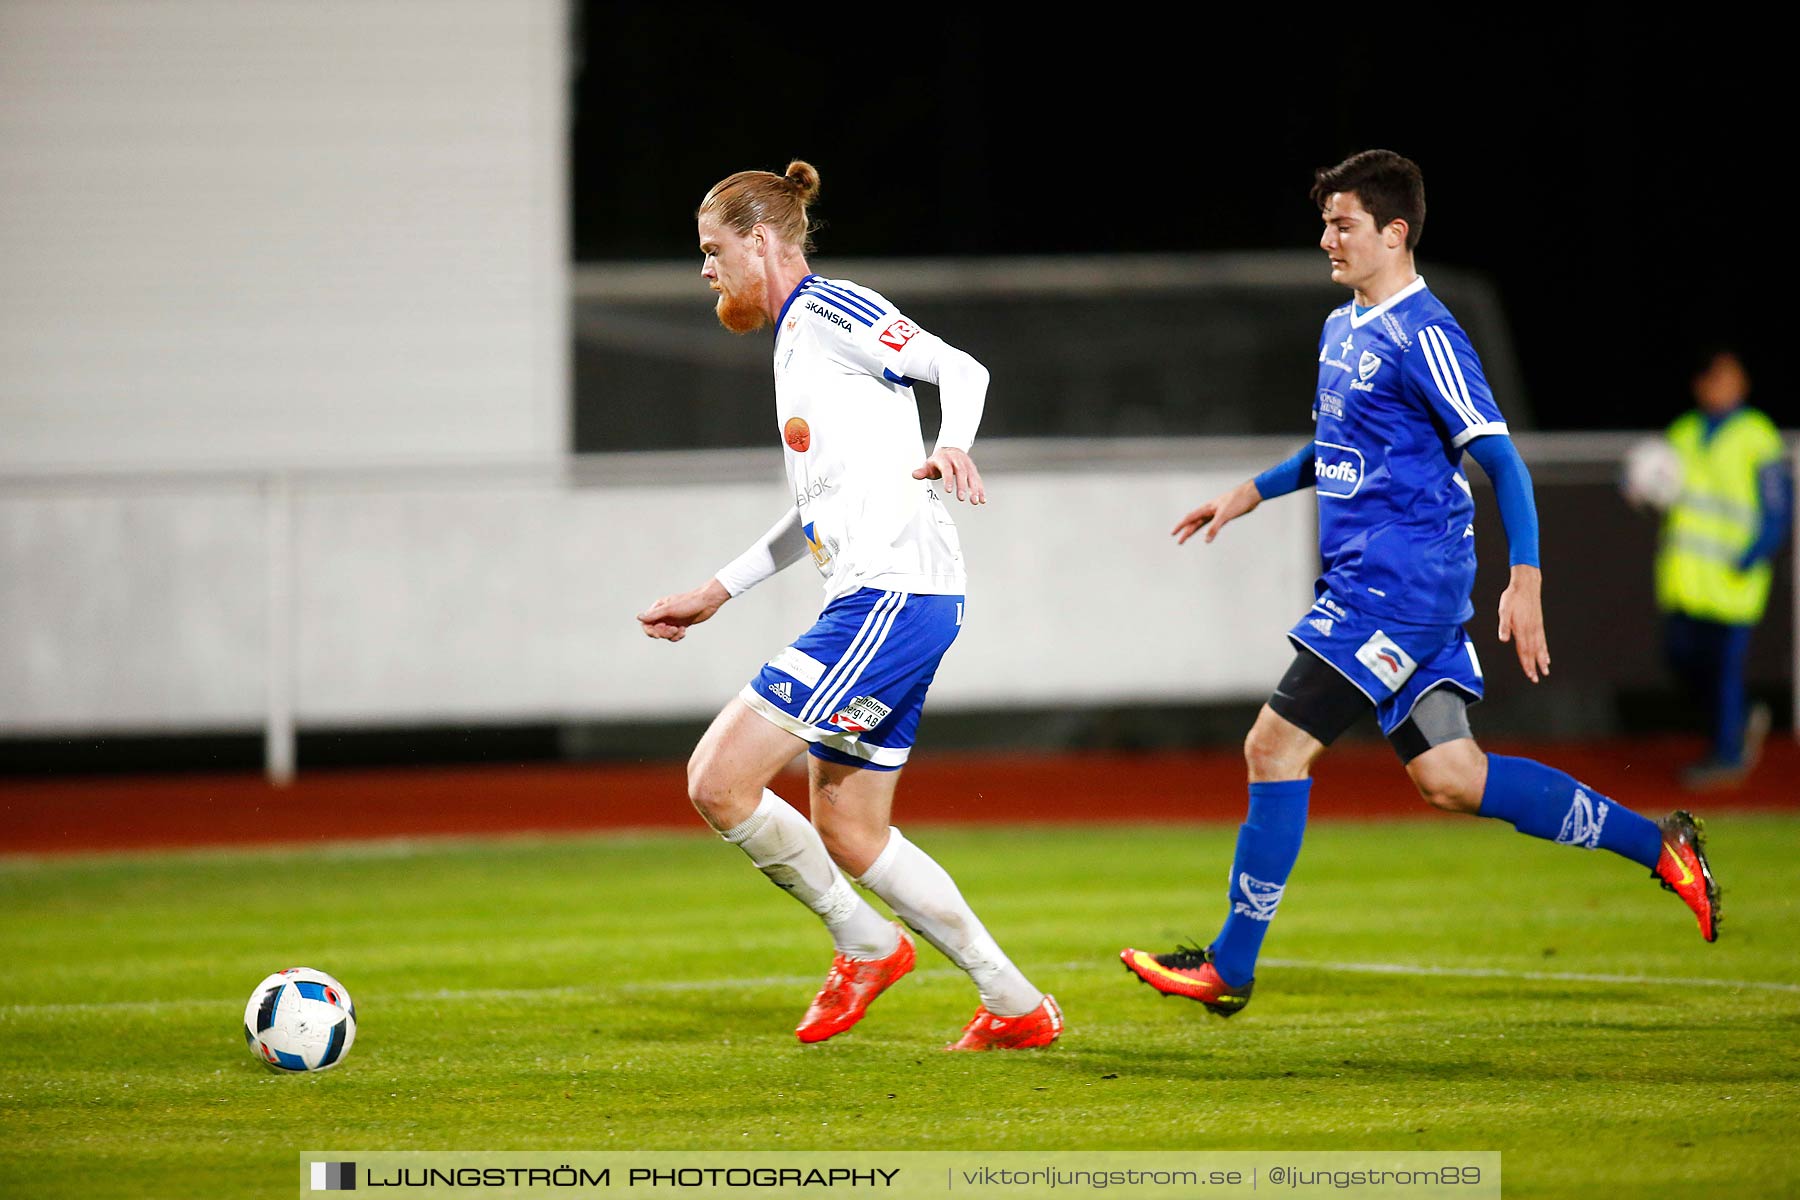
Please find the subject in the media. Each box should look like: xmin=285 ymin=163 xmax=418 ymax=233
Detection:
xmin=804 ymin=300 xmax=853 ymax=332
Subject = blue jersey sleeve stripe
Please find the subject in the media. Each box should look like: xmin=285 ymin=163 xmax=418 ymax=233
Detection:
xmin=1428 ymin=326 xmax=1482 ymax=424
xmin=1420 ymin=326 xmax=1474 ymax=422
xmin=811 ymin=282 xmax=885 ymax=322
xmin=881 ymin=368 xmax=918 ymax=387
xmin=1435 ymin=326 xmax=1484 ymax=419
xmin=1420 ymin=326 xmax=1482 ymax=428
xmin=1416 ymin=328 xmax=1464 ymax=421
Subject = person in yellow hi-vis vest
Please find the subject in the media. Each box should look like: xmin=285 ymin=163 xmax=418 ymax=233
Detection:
xmin=1659 ymin=348 xmax=1791 ymax=789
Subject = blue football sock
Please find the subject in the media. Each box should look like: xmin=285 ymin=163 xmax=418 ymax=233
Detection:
xmin=1478 ymin=754 xmax=1662 ymax=868
xmin=1211 ymin=779 xmax=1310 ymax=988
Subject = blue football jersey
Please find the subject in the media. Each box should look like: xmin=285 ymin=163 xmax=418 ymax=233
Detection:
xmin=1310 ymin=277 xmax=1509 ymax=625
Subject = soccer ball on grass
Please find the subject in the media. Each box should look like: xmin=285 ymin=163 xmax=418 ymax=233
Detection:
xmin=243 ymin=967 xmax=357 ymax=1072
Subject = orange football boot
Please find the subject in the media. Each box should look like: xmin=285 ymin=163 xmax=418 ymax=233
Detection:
xmin=1653 ymin=810 xmax=1721 ymax=942
xmin=795 ymin=924 xmax=915 ymax=1043
xmin=946 ymin=993 xmax=1063 ymax=1051
xmin=1120 ymin=944 xmax=1253 ymax=1016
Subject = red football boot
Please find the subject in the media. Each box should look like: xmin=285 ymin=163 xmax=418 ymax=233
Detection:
xmin=946 ymin=994 xmax=1063 ymax=1051
xmin=1653 ymin=810 xmax=1721 ymax=942
xmin=1120 ymin=944 xmax=1253 ymax=1016
xmin=795 ymin=924 xmax=915 ymax=1043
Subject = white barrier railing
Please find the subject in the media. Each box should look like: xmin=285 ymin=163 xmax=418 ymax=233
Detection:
xmin=3 ymin=434 xmax=1790 ymax=782
xmin=0 ymin=441 xmax=1310 ymax=781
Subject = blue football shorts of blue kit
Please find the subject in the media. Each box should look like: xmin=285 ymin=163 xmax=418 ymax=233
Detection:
xmin=738 ymin=588 xmax=963 ymax=771
xmin=1287 ymin=590 xmax=1485 ymax=735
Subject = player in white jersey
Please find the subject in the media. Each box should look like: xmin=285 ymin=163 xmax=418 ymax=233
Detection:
xmin=637 ymin=160 xmax=1061 ymax=1051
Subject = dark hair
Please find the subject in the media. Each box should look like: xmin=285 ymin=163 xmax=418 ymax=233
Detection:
xmin=697 ymin=159 xmax=821 ymax=253
xmin=1686 ymin=340 xmax=1744 ymax=380
xmin=1310 ymin=150 xmax=1426 ymax=251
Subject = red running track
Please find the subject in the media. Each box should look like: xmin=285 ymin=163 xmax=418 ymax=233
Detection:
xmin=1 ymin=737 xmax=1793 ymax=856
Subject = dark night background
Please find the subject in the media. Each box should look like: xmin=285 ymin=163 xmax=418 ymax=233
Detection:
xmin=571 ymin=13 xmax=1782 ymax=432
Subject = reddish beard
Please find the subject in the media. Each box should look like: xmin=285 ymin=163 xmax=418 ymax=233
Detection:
xmin=714 ymin=281 xmax=768 ymax=335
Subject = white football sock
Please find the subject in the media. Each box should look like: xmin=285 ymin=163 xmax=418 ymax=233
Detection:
xmin=721 ymin=790 xmax=897 ymax=959
xmin=856 ymin=827 xmax=1042 ymax=1016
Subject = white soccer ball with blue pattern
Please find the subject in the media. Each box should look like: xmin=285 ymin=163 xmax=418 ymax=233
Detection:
xmin=243 ymin=967 xmax=357 ymax=1072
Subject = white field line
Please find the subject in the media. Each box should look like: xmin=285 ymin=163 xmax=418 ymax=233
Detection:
xmin=1254 ymin=957 xmax=1800 ymax=993
xmin=5 ymin=958 xmax=1798 ymax=1017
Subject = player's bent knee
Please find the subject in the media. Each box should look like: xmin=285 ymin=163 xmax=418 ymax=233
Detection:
xmin=809 ymin=788 xmax=889 ymax=876
xmin=685 ymin=751 xmax=752 ymax=830
xmin=1405 ymin=743 xmax=1485 ymax=814
xmin=817 ymin=824 xmax=885 ymax=878
xmin=1243 ymin=731 xmax=1288 ymax=781
xmin=1414 ymin=777 xmax=1479 ymax=813
xmin=1243 ymin=713 xmax=1318 ymax=782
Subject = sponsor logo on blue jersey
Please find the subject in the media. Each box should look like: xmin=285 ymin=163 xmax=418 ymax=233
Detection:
xmin=1314 ymin=441 xmax=1364 ymax=498
xmin=1316 ymin=389 xmax=1345 ymax=420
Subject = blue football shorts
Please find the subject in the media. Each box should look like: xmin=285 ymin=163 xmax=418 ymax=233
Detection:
xmin=1285 ymin=589 xmax=1484 ymax=737
xmin=738 ymin=588 xmax=963 ymax=771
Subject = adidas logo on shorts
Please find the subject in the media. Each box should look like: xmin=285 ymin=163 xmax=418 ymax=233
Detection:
xmin=1308 ymin=617 xmax=1334 ymax=636
xmin=769 ymin=681 xmax=793 ymax=704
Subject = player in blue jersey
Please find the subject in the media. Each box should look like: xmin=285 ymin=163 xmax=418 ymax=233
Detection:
xmin=1121 ymin=150 xmax=1722 ymax=1015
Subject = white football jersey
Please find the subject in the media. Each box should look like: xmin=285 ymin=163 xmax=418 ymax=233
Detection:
xmin=771 ymin=274 xmax=970 ymax=602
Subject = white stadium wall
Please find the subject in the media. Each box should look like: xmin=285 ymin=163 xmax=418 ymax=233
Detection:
xmin=0 ymin=447 xmax=1317 ymax=735
xmin=0 ymin=0 xmax=566 ymax=472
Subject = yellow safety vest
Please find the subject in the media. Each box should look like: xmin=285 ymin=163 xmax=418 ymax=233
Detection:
xmin=1656 ymin=406 xmax=1784 ymax=624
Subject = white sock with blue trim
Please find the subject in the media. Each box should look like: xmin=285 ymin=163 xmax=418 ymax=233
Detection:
xmin=721 ymin=790 xmax=897 ymax=959
xmin=856 ymin=827 xmax=1042 ymax=1017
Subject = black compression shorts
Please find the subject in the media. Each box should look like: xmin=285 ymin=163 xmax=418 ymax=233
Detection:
xmin=1266 ymin=648 xmax=1473 ymax=764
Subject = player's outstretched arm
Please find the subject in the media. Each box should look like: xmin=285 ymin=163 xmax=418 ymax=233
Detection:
xmin=1176 ymin=439 xmax=1316 ymax=544
xmin=1497 ymin=564 xmax=1551 ymax=683
xmin=637 ymin=579 xmax=730 ymax=643
xmin=638 ymin=508 xmax=807 ymax=643
xmin=1173 ymin=479 xmax=1262 ymax=545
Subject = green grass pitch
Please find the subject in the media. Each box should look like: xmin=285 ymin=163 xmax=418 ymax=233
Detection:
xmin=3 ymin=814 xmax=1797 ymax=1198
